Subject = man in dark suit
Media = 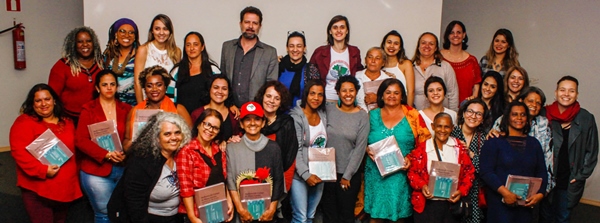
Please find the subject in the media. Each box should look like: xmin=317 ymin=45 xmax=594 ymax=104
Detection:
xmin=221 ymin=6 xmax=278 ymax=107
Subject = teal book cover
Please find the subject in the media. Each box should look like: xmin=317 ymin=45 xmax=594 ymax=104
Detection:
xmin=202 ymin=201 xmax=225 ymax=223
xmin=44 ymin=144 xmax=69 ymax=166
xmin=508 ymin=182 xmax=530 ymax=199
xmin=380 ymin=152 xmax=401 ymax=172
xmin=96 ymin=135 xmax=116 ymax=152
xmin=247 ymin=199 xmax=265 ymax=220
xmin=432 ymin=176 xmax=453 ymax=198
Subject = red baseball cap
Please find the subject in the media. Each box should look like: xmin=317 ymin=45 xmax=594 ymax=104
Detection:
xmin=240 ymin=101 xmax=264 ymax=119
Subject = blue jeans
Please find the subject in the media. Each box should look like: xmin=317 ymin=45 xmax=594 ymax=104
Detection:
xmin=80 ymin=166 xmax=124 ymax=223
xmin=290 ymin=178 xmax=324 ymax=223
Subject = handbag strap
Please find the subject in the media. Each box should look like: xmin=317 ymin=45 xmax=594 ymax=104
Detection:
xmin=434 ymin=140 xmax=443 ymax=162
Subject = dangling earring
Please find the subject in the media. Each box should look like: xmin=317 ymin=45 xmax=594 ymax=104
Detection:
xmin=337 ymin=99 xmax=342 ymax=107
xmin=354 ymin=99 xmax=358 ymax=107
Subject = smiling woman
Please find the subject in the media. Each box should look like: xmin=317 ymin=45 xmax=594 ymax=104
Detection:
xmin=48 ymin=26 xmax=104 ymax=125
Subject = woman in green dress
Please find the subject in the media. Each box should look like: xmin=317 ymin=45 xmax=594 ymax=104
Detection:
xmin=364 ymin=78 xmax=431 ymax=222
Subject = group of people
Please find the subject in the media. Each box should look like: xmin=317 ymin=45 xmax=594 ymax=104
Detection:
xmin=8 ymin=5 xmax=598 ymax=223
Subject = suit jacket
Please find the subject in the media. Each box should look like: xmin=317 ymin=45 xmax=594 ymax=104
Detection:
xmin=76 ymin=99 xmax=131 ymax=177
xmin=220 ymin=37 xmax=278 ymax=106
xmin=551 ymin=108 xmax=598 ymax=208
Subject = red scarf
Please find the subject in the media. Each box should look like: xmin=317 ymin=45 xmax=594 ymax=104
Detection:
xmin=546 ymin=101 xmax=580 ymax=123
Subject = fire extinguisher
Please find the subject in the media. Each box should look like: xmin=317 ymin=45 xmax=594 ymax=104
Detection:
xmin=13 ymin=22 xmax=26 ymax=70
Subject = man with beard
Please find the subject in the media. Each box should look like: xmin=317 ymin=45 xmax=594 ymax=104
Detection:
xmin=221 ymin=6 xmax=278 ymax=107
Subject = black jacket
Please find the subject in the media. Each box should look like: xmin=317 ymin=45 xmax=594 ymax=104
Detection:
xmin=107 ymin=153 xmax=167 ymax=223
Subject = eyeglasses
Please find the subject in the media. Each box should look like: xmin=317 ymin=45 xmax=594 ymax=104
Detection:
xmin=202 ymin=121 xmax=221 ymax=133
xmin=118 ymin=29 xmax=135 ymax=36
xmin=287 ymin=30 xmax=305 ymax=37
xmin=465 ymin=109 xmax=484 ymax=118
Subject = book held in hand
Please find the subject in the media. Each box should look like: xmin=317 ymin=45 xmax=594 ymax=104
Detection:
xmin=362 ymin=79 xmax=385 ymax=111
xmin=240 ymin=183 xmax=271 ymax=220
xmin=26 ymin=129 xmax=73 ymax=166
xmin=194 ymin=182 xmax=229 ymax=223
xmin=368 ymin=135 xmax=405 ymax=177
xmin=132 ymin=109 xmax=161 ymax=140
xmin=308 ymin=147 xmax=337 ymax=182
xmin=87 ymin=120 xmax=122 ymax=152
xmin=428 ymin=160 xmax=460 ymax=199
xmin=505 ymin=174 xmax=543 ymax=206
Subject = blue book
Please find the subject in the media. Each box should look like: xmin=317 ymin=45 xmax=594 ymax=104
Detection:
xmin=26 ymin=129 xmax=73 ymax=166
xmin=427 ymin=161 xmax=460 ymax=199
xmin=505 ymin=175 xmax=543 ymax=205
xmin=240 ymin=183 xmax=271 ymax=220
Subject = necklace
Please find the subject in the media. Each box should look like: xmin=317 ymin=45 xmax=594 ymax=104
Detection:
xmin=111 ymin=53 xmax=132 ymax=76
xmin=267 ymin=115 xmax=277 ymax=125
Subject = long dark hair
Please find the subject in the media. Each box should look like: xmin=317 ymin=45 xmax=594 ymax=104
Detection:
xmin=208 ymin=74 xmax=234 ymax=107
xmin=93 ymin=69 xmax=120 ymax=99
xmin=300 ymin=80 xmax=326 ymax=111
xmin=21 ymin=84 xmax=66 ymax=122
xmin=478 ymin=71 xmax=505 ymax=123
xmin=175 ymin=31 xmax=219 ymax=88
xmin=442 ymin=20 xmax=468 ymax=50
xmin=380 ymin=30 xmax=409 ymax=63
xmin=103 ymin=18 xmax=140 ymax=68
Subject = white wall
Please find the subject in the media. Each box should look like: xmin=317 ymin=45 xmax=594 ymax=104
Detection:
xmin=0 ymin=0 xmax=83 ymax=146
xmin=442 ymin=0 xmax=600 ymax=201
xmin=83 ymin=0 xmax=443 ymax=64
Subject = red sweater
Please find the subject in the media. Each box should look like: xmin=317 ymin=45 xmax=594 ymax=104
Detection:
xmin=9 ymin=114 xmax=82 ymax=202
xmin=408 ymin=138 xmax=475 ymax=213
xmin=48 ymin=58 xmax=101 ymax=117
xmin=75 ymin=99 xmax=131 ymax=177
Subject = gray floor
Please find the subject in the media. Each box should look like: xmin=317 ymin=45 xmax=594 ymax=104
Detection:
xmin=0 ymin=151 xmax=598 ymax=223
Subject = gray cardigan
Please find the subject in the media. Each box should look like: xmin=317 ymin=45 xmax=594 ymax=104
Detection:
xmin=325 ymin=103 xmax=370 ymax=181
xmin=550 ymin=108 xmax=598 ymax=208
xmin=290 ymin=103 xmax=328 ymax=181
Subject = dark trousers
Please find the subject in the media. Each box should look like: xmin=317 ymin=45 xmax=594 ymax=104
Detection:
xmin=320 ymin=173 xmax=361 ymax=223
xmin=21 ymin=188 xmax=69 ymax=223
xmin=414 ymin=200 xmax=459 ymax=223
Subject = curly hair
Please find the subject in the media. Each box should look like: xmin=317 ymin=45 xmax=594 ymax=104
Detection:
xmin=254 ymin=81 xmax=292 ymax=115
xmin=129 ymin=112 xmax=191 ymax=158
xmin=20 ymin=83 xmax=66 ymax=122
xmin=62 ymin=26 xmax=104 ymax=76
xmin=139 ymin=65 xmax=172 ymax=87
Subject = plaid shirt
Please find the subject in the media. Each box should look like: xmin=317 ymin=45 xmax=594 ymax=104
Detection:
xmin=176 ymin=138 xmax=227 ymax=214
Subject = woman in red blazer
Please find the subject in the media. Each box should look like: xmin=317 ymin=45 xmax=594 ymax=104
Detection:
xmin=75 ymin=70 xmax=131 ymax=223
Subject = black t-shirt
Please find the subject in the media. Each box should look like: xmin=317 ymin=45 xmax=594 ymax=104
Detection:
xmin=556 ymin=127 xmax=571 ymax=189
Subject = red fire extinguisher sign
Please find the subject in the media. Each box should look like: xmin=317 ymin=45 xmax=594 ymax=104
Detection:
xmin=6 ymin=0 xmax=20 ymax=11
